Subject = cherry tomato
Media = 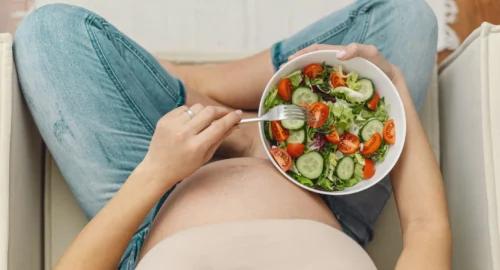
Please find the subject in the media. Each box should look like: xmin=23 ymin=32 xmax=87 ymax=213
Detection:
xmin=304 ymin=64 xmax=324 ymax=79
xmin=271 ymin=121 xmax=289 ymax=141
xmin=338 ymin=133 xmax=360 ymax=154
xmin=330 ymin=72 xmax=347 ymax=88
xmin=367 ymin=91 xmax=380 ymax=111
xmin=363 ymin=159 xmax=376 ymax=179
xmin=286 ymin=143 xmax=305 ymax=158
xmin=308 ymin=102 xmax=329 ymax=128
xmin=325 ymin=127 xmax=340 ymax=144
xmin=278 ymin=78 xmax=292 ymax=101
xmin=361 ymin=132 xmax=382 ymax=155
xmin=270 ymin=147 xmax=293 ymax=171
xmin=383 ymin=119 xmax=395 ymax=144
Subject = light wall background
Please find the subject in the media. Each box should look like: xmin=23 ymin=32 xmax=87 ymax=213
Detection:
xmin=3 ymin=0 xmax=458 ymax=58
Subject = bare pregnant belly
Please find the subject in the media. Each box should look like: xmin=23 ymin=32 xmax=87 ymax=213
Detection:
xmin=139 ymin=157 xmax=341 ymax=258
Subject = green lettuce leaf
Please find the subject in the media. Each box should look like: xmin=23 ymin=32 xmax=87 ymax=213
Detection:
xmin=346 ymin=72 xmax=361 ymax=90
xmin=264 ymin=86 xmax=285 ymax=111
xmin=374 ymin=141 xmax=390 ymax=162
xmin=360 ymin=109 xmax=374 ymax=119
xmin=335 ymin=65 xmax=345 ymax=77
xmin=304 ymin=76 xmax=311 ymax=86
xmin=341 ymin=107 xmax=354 ymax=120
xmin=335 ymin=106 xmax=354 ymax=131
xmin=285 ymin=70 xmax=303 ymax=87
xmin=277 ymin=141 xmax=287 ymax=149
xmin=314 ymin=150 xmax=335 ymax=191
xmin=352 ymin=153 xmax=366 ymax=166
xmin=317 ymin=176 xmax=334 ymax=191
xmin=354 ymin=113 xmax=369 ymax=125
xmin=306 ymin=126 xmax=316 ymax=142
xmin=374 ymin=98 xmax=390 ymax=122
xmin=330 ymin=174 xmax=346 ymax=191
xmin=354 ymin=163 xmax=364 ymax=178
xmin=311 ymin=78 xmax=324 ymax=85
xmin=351 ymin=104 xmax=364 ymax=115
xmin=290 ymin=162 xmax=300 ymax=175
xmin=356 ymin=98 xmax=390 ymax=124
xmin=334 ymin=185 xmax=345 ymax=191
xmin=328 ymin=152 xmax=339 ymax=167
xmin=288 ymin=171 xmax=314 ymax=187
xmin=304 ymin=126 xmax=317 ymax=153
xmin=346 ymin=177 xmax=362 ymax=187
xmin=330 ymin=91 xmax=347 ymax=100
xmin=319 ymin=62 xmax=330 ymax=79
xmin=332 ymin=104 xmax=344 ymax=118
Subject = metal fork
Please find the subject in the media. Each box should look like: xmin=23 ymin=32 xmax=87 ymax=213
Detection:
xmin=239 ymin=105 xmax=311 ymax=123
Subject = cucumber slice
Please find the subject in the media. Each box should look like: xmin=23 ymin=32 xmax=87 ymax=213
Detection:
xmin=282 ymin=119 xmax=305 ymax=130
xmin=336 ymin=156 xmax=355 ymax=180
xmin=287 ymin=129 xmax=306 ymax=144
xmin=296 ymin=151 xmax=324 ymax=179
xmin=360 ymin=119 xmax=384 ymax=141
xmin=292 ymin=87 xmax=318 ymax=105
xmin=264 ymin=121 xmax=274 ymax=141
xmin=348 ymin=79 xmax=374 ymax=103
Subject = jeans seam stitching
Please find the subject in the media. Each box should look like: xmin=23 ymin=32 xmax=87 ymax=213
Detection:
xmin=113 ymin=35 xmax=179 ymax=102
xmin=354 ymin=9 xmax=372 ymax=44
xmin=84 ymin=15 xmax=155 ymax=134
xmin=278 ymin=20 xmax=351 ymax=64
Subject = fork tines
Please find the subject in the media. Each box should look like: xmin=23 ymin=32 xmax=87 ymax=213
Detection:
xmin=282 ymin=105 xmax=306 ymax=120
xmin=282 ymin=105 xmax=319 ymax=123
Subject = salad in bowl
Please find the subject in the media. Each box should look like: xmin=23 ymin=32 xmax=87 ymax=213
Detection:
xmin=259 ymin=51 xmax=405 ymax=195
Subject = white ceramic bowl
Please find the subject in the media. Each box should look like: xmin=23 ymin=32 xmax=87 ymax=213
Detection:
xmin=258 ymin=50 xmax=406 ymax=195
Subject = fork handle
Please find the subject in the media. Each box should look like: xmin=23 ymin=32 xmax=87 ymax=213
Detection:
xmin=239 ymin=117 xmax=264 ymax=124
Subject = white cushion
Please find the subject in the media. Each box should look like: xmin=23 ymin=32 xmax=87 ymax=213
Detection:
xmin=0 ymin=33 xmax=14 ymax=270
xmin=438 ymin=22 xmax=500 ymax=270
xmin=44 ymin=153 xmax=87 ymax=269
xmin=1 ymin=32 xmax=44 ymax=270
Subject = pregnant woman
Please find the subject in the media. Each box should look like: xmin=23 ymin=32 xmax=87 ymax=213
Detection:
xmin=13 ymin=0 xmax=451 ymax=269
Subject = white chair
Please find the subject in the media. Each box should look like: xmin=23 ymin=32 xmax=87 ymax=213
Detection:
xmin=2 ymin=22 xmax=500 ymax=270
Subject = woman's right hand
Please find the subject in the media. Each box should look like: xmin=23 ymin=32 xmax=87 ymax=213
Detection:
xmin=142 ymin=104 xmax=242 ymax=188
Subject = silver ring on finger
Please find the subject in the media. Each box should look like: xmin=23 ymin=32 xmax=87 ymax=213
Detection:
xmin=185 ymin=108 xmax=195 ymax=120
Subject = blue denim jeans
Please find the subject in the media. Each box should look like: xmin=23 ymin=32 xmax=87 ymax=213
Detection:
xmin=13 ymin=0 xmax=437 ymax=269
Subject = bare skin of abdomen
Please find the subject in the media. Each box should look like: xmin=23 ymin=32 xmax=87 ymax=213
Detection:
xmin=139 ymin=157 xmax=341 ymax=258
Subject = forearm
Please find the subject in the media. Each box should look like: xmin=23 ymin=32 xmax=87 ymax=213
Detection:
xmin=396 ymin=224 xmax=452 ymax=270
xmin=160 ymin=50 xmax=275 ymax=110
xmin=391 ymin=68 xmax=450 ymax=227
xmin=390 ymin=68 xmax=452 ymax=268
xmin=54 ymin=163 xmax=174 ymax=270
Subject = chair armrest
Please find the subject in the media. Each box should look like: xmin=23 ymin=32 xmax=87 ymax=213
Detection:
xmin=438 ymin=22 xmax=500 ymax=270
xmin=0 ymin=33 xmax=14 ymax=270
xmin=0 ymin=32 xmax=44 ymax=270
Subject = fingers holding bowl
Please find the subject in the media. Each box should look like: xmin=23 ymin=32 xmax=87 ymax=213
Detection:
xmin=286 ymin=43 xmax=396 ymax=81
xmin=288 ymin=44 xmax=345 ymax=61
xmin=341 ymin=43 xmax=395 ymax=80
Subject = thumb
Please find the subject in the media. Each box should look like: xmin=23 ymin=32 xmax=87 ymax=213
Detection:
xmin=288 ymin=44 xmax=345 ymax=61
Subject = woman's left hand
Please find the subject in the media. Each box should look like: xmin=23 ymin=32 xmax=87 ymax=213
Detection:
xmin=287 ymin=43 xmax=398 ymax=83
